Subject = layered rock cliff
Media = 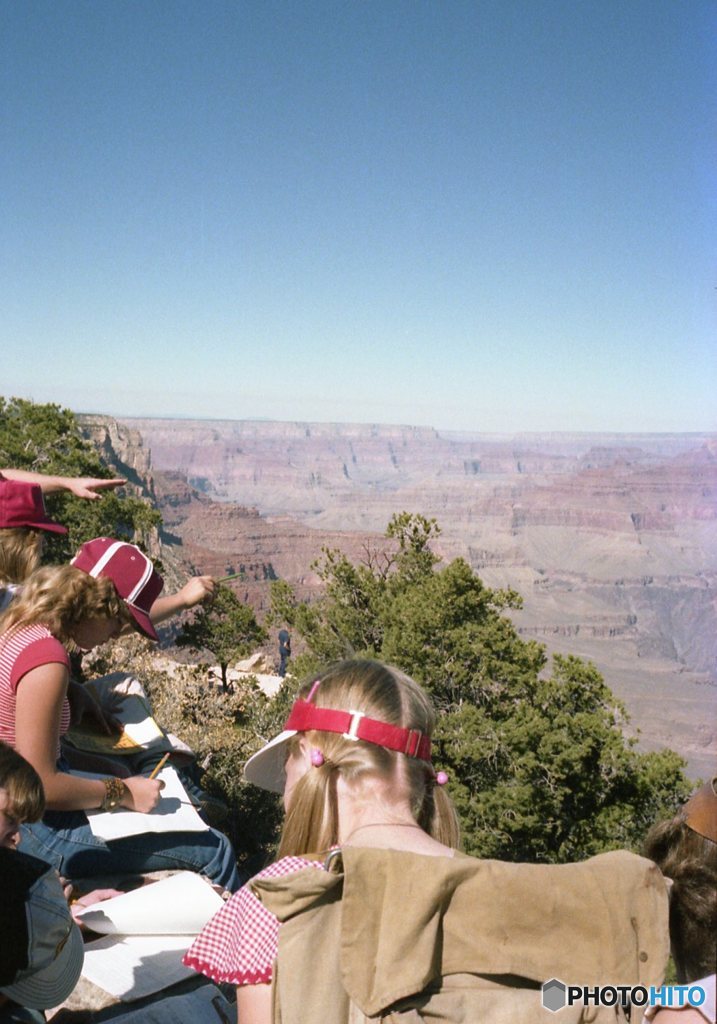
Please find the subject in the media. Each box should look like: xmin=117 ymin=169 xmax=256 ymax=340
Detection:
xmin=84 ymin=416 xmax=717 ymax=779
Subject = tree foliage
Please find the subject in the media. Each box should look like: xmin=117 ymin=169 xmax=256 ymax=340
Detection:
xmin=176 ymin=585 xmax=267 ymax=690
xmin=86 ymin=635 xmax=287 ymax=876
xmin=0 ymin=396 xmax=160 ymax=559
xmin=270 ymin=512 xmax=692 ymax=862
xmin=1 ymin=397 xmax=278 ymax=867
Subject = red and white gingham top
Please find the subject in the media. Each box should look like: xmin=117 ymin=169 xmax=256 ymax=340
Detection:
xmin=0 ymin=623 xmax=71 ymax=756
xmin=183 ymin=856 xmax=326 ymax=985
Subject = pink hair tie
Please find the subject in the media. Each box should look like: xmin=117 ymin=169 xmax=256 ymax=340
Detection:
xmin=435 ymin=770 xmax=448 ymax=786
xmin=306 ymin=679 xmax=322 ymax=703
xmin=310 ymin=749 xmax=325 ymax=767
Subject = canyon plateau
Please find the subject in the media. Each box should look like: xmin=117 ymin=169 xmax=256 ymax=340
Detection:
xmin=84 ymin=416 xmax=716 ymax=781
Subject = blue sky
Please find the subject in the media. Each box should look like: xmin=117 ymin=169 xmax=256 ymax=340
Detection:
xmin=2 ymin=0 xmax=715 ymax=433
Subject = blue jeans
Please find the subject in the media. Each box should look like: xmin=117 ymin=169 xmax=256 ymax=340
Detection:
xmin=0 ymin=1005 xmax=46 ymax=1024
xmin=19 ymin=811 xmax=242 ymax=892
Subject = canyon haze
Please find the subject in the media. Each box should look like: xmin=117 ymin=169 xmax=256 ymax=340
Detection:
xmin=112 ymin=418 xmax=716 ymax=781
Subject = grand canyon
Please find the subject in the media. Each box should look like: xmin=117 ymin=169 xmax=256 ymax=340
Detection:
xmin=82 ymin=416 xmax=717 ymax=781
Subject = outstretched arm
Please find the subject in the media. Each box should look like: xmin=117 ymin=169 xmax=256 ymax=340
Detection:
xmin=150 ymin=575 xmax=216 ymax=625
xmin=0 ymin=469 xmax=126 ymax=499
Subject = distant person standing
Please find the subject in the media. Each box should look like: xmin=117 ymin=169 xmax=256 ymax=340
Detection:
xmin=278 ymin=629 xmax=291 ymax=678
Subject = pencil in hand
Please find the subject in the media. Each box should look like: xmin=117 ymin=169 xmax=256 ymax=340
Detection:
xmin=148 ymin=753 xmax=170 ymax=780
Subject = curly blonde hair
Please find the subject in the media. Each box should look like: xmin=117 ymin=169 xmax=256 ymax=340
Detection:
xmin=0 ymin=527 xmax=43 ymax=585
xmin=0 ymin=564 xmax=132 ymax=646
xmin=277 ymin=659 xmax=461 ymax=858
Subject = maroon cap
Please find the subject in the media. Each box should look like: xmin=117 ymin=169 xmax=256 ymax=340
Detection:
xmin=0 ymin=478 xmax=67 ymax=534
xmin=71 ymin=538 xmax=163 ymax=640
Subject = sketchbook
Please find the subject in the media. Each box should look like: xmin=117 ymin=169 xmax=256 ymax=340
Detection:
xmin=84 ymin=767 xmax=209 ymax=840
xmin=74 ymin=872 xmax=225 ymax=1001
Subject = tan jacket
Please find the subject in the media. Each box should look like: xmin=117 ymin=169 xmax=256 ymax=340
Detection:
xmin=252 ymin=847 xmax=669 ymax=1024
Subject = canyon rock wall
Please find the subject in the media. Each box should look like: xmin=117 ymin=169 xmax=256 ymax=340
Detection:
xmin=106 ymin=418 xmax=716 ymax=779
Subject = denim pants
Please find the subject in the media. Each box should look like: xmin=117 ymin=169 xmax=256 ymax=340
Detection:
xmin=0 ymin=1003 xmax=46 ymax=1024
xmin=19 ymin=811 xmax=242 ymax=892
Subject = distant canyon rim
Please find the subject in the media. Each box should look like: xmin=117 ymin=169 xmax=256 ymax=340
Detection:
xmin=86 ymin=416 xmax=717 ymax=781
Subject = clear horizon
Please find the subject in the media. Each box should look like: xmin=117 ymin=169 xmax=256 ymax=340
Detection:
xmin=83 ymin=409 xmax=716 ymax=440
xmin=3 ymin=1 xmax=715 ymax=434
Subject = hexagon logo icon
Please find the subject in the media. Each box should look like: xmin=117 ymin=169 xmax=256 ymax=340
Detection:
xmin=542 ymin=978 xmax=567 ymax=1013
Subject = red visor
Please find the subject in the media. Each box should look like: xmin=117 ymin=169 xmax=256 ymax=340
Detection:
xmin=284 ymin=700 xmax=432 ymax=761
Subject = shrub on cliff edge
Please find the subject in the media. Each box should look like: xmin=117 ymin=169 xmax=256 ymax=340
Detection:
xmin=176 ymin=585 xmax=267 ymax=691
xmin=269 ymin=512 xmax=693 ymax=862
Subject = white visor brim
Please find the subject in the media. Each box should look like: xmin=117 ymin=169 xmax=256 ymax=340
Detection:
xmin=243 ymin=729 xmax=297 ymax=794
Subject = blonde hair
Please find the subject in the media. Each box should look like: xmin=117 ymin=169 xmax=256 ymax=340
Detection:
xmin=0 ymin=742 xmax=45 ymax=824
xmin=0 ymin=564 xmax=132 ymax=647
xmin=0 ymin=528 xmax=43 ymax=585
xmin=278 ymin=659 xmax=461 ymax=858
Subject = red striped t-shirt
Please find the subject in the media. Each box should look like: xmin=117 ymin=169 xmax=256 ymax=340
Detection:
xmin=0 ymin=623 xmax=71 ymax=755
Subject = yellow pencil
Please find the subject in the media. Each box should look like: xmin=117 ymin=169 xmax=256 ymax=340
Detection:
xmin=148 ymin=753 xmax=170 ymax=780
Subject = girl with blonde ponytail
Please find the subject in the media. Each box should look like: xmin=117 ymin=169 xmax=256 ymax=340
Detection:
xmin=185 ymin=659 xmax=460 ymax=1024
xmin=276 ymin=659 xmax=460 ymax=857
xmin=187 ymin=660 xmax=670 ymax=1024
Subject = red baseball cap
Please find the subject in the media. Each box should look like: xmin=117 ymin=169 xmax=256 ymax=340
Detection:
xmin=0 ymin=478 xmax=67 ymax=534
xmin=71 ymin=537 xmax=163 ymax=640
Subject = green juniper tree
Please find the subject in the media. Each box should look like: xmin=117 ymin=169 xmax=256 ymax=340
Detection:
xmin=176 ymin=585 xmax=267 ymax=691
xmin=269 ymin=512 xmax=692 ymax=862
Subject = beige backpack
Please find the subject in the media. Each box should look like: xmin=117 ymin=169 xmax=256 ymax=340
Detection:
xmin=252 ymin=846 xmax=669 ymax=1024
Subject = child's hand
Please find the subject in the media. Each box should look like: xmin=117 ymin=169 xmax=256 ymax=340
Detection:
xmin=122 ymin=776 xmax=164 ymax=813
xmin=66 ymin=477 xmax=126 ymax=500
xmin=69 ymin=887 xmax=124 ymax=925
xmin=178 ymin=576 xmax=216 ymax=609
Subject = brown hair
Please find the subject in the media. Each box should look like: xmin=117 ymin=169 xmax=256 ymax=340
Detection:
xmin=0 ymin=564 xmax=132 ymax=647
xmin=0 ymin=528 xmax=43 ymax=586
xmin=277 ymin=659 xmax=461 ymax=858
xmin=0 ymin=742 xmax=45 ymax=824
xmin=643 ymin=781 xmax=717 ymax=983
